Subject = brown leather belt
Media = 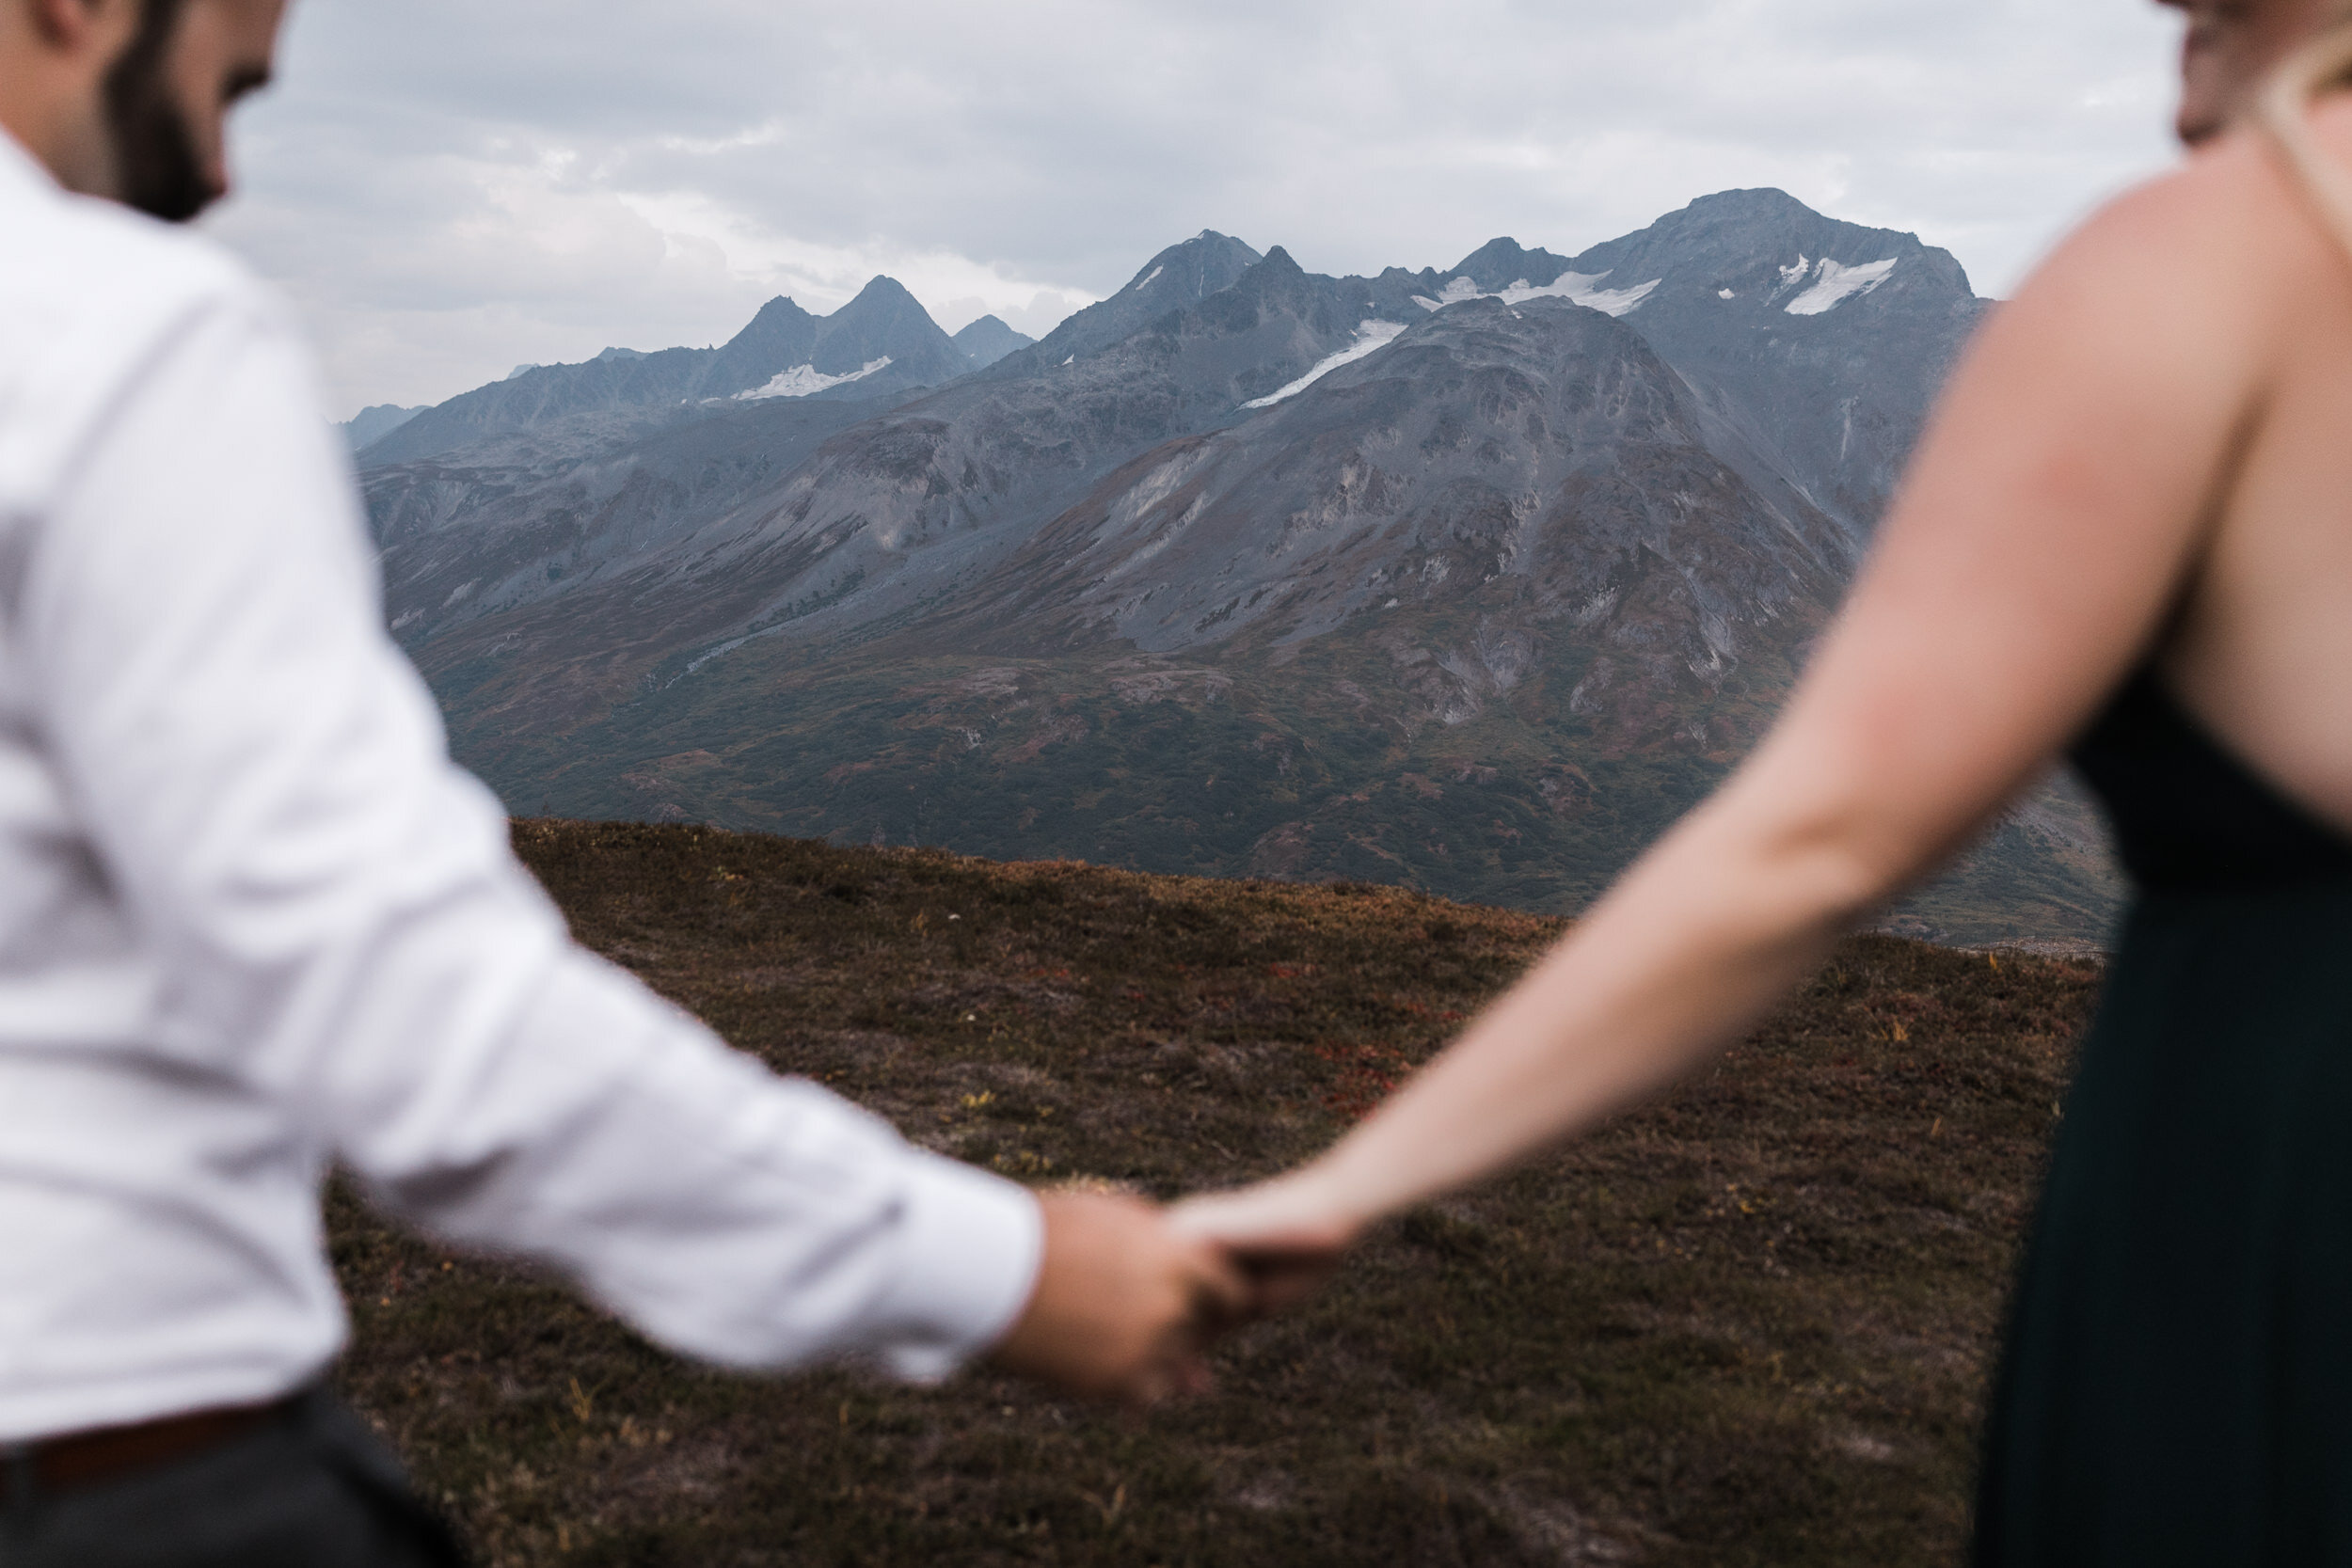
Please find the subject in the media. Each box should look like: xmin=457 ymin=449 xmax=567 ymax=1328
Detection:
xmin=2 ymin=1393 xmax=303 ymax=1502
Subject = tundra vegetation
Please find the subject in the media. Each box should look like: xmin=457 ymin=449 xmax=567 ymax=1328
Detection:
xmin=329 ymin=819 xmax=2097 ymax=1566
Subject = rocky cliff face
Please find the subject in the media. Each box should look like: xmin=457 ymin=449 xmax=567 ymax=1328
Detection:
xmin=991 ymin=296 xmax=1847 ymax=668
xmin=1551 ymin=189 xmax=1989 ymax=543
xmin=355 ymin=190 xmax=2112 ymax=942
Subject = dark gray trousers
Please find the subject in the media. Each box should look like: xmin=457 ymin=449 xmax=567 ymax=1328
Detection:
xmin=0 ymin=1389 xmax=466 ymax=1567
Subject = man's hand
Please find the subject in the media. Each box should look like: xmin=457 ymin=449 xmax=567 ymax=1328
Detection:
xmin=987 ymin=1190 xmax=1249 ymax=1406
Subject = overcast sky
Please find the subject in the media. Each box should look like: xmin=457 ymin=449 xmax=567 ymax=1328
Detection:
xmin=204 ymin=0 xmax=2188 ymax=419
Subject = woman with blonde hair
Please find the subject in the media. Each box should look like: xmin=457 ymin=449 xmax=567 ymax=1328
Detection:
xmin=1183 ymin=2 xmax=2352 ymax=1557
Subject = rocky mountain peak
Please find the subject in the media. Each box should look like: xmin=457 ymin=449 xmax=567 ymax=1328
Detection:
xmin=724 ymin=295 xmax=818 ymax=338
xmin=839 ymin=274 xmax=923 ymax=311
xmin=1447 ymin=235 xmax=1578 ymax=290
xmin=1238 ymin=245 xmax=1308 ymax=288
xmin=1677 ymin=186 xmax=1821 ymax=225
xmin=951 ymin=315 xmax=1036 ymax=370
xmin=1108 ymin=230 xmax=1265 ymax=307
xmin=706 ymin=294 xmax=821 ymax=392
xmin=995 ymin=230 xmax=1267 ymax=377
xmin=1568 ymin=187 xmax=1973 ymax=308
xmin=809 ymin=275 xmax=966 ymax=381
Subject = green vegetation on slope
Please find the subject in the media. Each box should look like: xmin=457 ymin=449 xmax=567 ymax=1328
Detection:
xmin=330 ymin=820 xmax=2097 ymax=1566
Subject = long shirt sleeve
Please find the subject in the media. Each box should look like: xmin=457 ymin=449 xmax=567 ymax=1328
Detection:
xmin=0 ymin=159 xmax=1038 ymax=1441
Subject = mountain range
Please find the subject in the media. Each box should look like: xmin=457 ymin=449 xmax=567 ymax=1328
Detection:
xmin=357 ymin=189 xmax=2120 ymax=943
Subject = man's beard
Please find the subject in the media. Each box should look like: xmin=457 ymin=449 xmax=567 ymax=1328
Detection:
xmin=102 ymin=0 xmax=209 ymax=224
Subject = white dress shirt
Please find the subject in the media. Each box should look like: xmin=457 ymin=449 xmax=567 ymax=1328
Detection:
xmin=0 ymin=134 xmax=1041 ymax=1446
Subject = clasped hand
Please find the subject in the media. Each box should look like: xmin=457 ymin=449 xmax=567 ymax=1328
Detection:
xmin=986 ymin=1180 xmax=1359 ymax=1407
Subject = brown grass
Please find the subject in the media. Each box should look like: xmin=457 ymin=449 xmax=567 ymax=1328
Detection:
xmin=326 ymin=819 xmax=2100 ymax=1566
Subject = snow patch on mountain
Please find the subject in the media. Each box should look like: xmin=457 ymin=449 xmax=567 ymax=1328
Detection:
xmin=1242 ymin=321 xmax=1408 ymax=409
xmin=1782 ymin=258 xmax=1899 ymax=316
xmin=738 ymin=356 xmax=893 ymax=401
xmin=1134 ymin=265 xmax=1164 ymax=292
xmin=1412 ymin=271 xmax=1661 ymax=319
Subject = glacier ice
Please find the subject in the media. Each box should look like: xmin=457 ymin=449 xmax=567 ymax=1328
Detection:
xmin=737 ymin=356 xmax=894 ymax=401
xmin=1781 ymin=258 xmax=1899 ymax=316
xmin=1412 ymin=271 xmax=1661 ymax=318
xmin=1242 ymin=320 xmax=1409 ymax=409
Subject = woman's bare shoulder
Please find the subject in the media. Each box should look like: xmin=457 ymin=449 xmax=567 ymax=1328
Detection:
xmin=2000 ymin=119 xmax=2338 ymax=374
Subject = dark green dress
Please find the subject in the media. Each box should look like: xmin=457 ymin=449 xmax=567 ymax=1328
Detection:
xmin=1975 ymin=669 xmax=2352 ymax=1563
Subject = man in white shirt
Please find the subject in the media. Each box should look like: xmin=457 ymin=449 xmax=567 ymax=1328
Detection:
xmin=0 ymin=2 xmax=1245 ymax=1561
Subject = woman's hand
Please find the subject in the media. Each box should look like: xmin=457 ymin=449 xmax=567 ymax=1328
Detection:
xmin=1171 ymin=1172 xmax=1365 ymax=1319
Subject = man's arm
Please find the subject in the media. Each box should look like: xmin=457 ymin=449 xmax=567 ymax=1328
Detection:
xmin=24 ymin=279 xmax=1232 ymax=1393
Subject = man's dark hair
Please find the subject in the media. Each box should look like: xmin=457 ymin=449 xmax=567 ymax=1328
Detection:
xmin=102 ymin=0 xmax=208 ymax=223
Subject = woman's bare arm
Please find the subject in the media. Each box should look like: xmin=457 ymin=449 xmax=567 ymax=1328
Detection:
xmin=1179 ymin=144 xmax=2284 ymax=1263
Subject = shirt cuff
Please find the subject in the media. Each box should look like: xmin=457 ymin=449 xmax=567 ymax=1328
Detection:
xmin=868 ymin=1152 xmax=1044 ymax=1384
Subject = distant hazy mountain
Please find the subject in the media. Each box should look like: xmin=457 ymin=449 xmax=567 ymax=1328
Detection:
xmin=338 ymin=404 xmax=424 ymax=451
xmin=355 ymin=191 xmax=2114 ymax=942
xmin=363 ymin=277 xmax=969 ymax=466
xmin=952 ymin=315 xmax=1035 ymax=369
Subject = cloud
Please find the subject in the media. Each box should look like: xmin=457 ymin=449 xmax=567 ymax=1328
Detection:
xmin=207 ymin=0 xmax=2184 ymax=416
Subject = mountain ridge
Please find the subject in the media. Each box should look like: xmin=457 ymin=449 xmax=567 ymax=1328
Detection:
xmin=365 ymin=277 xmax=970 ymax=466
xmin=354 ymin=189 xmax=2112 ymax=943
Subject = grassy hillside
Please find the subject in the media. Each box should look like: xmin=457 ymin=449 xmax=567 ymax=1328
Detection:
xmin=329 ymin=820 xmax=2102 ymax=1566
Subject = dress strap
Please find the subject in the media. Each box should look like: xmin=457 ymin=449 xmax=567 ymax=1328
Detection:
xmin=2261 ymin=23 xmax=2352 ymax=267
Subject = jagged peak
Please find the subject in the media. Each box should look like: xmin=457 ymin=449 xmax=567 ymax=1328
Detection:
xmin=847 ymin=274 xmax=918 ymax=302
xmin=718 ymin=296 xmax=819 ymax=356
xmin=1452 ymin=235 xmax=1550 ymax=268
xmin=741 ymin=294 xmax=813 ymax=322
xmin=1213 ymin=246 xmax=1311 ymax=305
xmin=1119 ymin=230 xmax=1265 ymax=293
xmin=1449 ymin=235 xmax=1579 ymax=290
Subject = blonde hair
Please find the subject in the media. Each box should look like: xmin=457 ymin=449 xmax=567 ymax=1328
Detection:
xmin=2261 ymin=19 xmax=2352 ymax=258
